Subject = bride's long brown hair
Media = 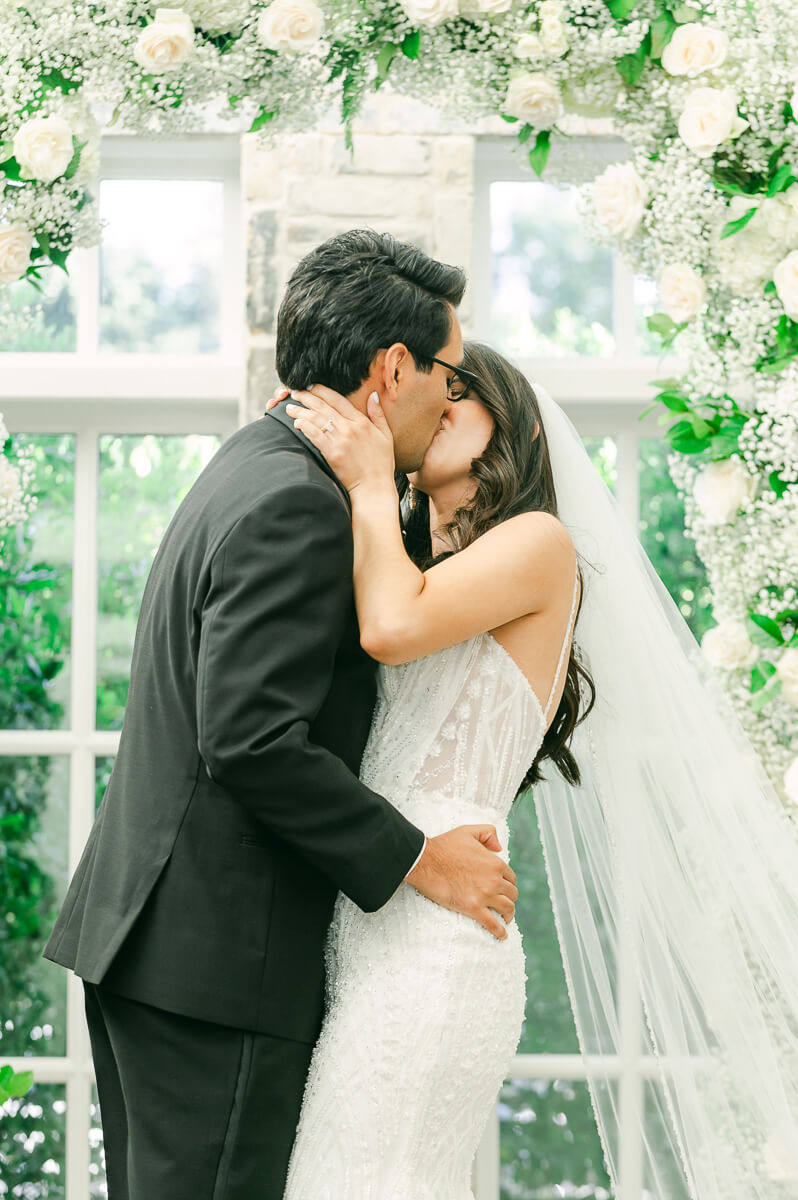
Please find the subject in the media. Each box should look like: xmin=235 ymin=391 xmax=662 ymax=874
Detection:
xmin=398 ymin=341 xmax=596 ymax=793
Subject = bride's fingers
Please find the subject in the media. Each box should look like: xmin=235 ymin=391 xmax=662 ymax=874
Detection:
xmin=291 ymin=384 xmax=360 ymax=421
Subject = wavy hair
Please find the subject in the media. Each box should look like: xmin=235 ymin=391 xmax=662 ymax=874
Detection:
xmin=398 ymin=341 xmax=596 ymax=794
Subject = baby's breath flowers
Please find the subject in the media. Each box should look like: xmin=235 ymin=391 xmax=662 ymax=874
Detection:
xmin=0 ymin=0 xmax=795 ymax=795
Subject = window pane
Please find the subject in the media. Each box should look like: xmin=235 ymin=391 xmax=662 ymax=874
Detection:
xmin=643 ymin=1081 xmax=692 ymax=1199
xmin=490 ymin=181 xmax=614 ymax=358
xmin=634 ymin=274 xmax=660 ymax=355
xmin=499 ymin=1077 xmax=612 ymax=1198
xmin=0 ymin=1082 xmax=66 ymax=1197
xmin=95 ymin=756 xmax=115 ymax=814
xmin=0 ymin=269 xmax=77 ymax=353
xmin=99 ymin=179 xmax=224 ymax=354
xmin=582 ymin=436 xmax=617 ymax=494
xmin=90 ymin=1083 xmax=106 ymax=1198
xmin=0 ymin=756 xmax=69 ymax=1058
xmin=1 ymin=435 xmax=75 ymax=730
xmin=509 ymin=797 xmax=579 ymax=1055
xmin=638 ymin=438 xmax=713 ymax=641
xmin=96 ymin=434 xmax=220 ymax=730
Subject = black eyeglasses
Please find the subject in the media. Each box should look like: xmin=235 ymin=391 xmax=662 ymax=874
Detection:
xmin=410 ymin=352 xmax=480 ymax=402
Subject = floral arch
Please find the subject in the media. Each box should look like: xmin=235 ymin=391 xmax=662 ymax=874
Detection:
xmin=1 ymin=0 xmax=797 ymax=801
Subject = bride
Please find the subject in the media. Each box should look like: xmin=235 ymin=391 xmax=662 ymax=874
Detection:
xmin=276 ymin=341 xmax=798 ymax=1198
xmin=277 ymin=341 xmax=595 ymax=1199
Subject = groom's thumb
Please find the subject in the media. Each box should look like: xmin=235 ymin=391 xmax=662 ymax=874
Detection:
xmin=367 ymin=390 xmax=389 ymax=429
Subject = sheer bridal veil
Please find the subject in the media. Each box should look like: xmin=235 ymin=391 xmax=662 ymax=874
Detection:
xmin=530 ymin=383 xmax=798 ymax=1197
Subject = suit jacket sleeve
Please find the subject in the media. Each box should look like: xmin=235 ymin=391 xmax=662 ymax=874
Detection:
xmin=195 ymin=480 xmax=425 ymax=912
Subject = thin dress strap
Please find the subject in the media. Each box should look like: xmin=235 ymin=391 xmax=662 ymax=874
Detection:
xmin=542 ymin=564 xmax=581 ymax=723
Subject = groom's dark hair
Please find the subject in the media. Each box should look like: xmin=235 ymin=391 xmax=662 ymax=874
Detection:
xmin=276 ymin=229 xmax=466 ymax=396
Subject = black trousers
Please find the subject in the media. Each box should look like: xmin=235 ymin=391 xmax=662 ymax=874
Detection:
xmin=84 ymin=981 xmax=315 ymax=1200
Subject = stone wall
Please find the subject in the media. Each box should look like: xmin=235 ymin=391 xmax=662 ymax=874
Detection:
xmin=241 ymin=94 xmax=481 ymax=425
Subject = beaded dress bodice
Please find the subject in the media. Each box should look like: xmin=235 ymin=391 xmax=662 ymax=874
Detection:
xmin=282 ymin=570 xmax=580 ymax=1200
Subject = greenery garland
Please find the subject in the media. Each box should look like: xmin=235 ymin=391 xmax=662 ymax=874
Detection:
xmin=0 ymin=0 xmax=796 ymax=804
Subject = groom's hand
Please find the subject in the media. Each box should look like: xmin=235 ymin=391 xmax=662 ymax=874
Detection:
xmin=405 ymin=826 xmax=518 ymax=941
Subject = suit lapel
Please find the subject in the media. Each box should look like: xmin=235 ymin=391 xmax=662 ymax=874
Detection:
xmin=264 ymin=402 xmax=351 ymax=512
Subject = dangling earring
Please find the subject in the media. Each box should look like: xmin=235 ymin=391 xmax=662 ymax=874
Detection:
xmin=408 ymin=482 xmax=416 ymax=510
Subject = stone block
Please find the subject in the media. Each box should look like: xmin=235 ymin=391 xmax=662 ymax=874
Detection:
xmin=246 ymin=209 xmax=278 ymax=334
xmin=332 ymin=133 xmax=431 ymax=176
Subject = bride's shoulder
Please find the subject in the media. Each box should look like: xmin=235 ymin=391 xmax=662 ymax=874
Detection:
xmin=481 ymin=510 xmax=575 ymax=565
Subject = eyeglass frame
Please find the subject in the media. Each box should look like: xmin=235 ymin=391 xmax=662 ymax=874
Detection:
xmin=408 ymin=351 xmax=480 ymax=402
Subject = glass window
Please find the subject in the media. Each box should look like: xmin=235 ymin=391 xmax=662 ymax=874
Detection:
xmin=96 ymin=434 xmax=220 ymax=729
xmin=1 ymin=435 xmax=75 ymax=730
xmin=582 ymin=436 xmax=618 ymax=494
xmin=638 ymin=437 xmax=713 ymax=641
xmin=0 ymin=756 xmax=70 ymax=1059
xmin=499 ymin=1077 xmax=613 ymax=1198
xmin=508 ymin=797 xmax=579 ymax=1055
xmin=98 ymin=179 xmax=225 ymax=354
xmin=490 ymin=181 xmax=615 ymax=358
xmin=0 ymin=1082 xmax=67 ymax=1197
xmin=0 ymin=269 xmax=78 ymax=353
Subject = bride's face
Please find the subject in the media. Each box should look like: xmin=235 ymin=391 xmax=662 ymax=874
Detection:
xmin=408 ymin=394 xmax=495 ymax=496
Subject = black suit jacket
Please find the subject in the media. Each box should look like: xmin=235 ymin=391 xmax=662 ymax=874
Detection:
xmin=43 ymin=406 xmax=425 ymax=1043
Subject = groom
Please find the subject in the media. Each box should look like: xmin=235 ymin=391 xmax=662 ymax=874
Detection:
xmin=43 ymin=229 xmax=517 ymax=1200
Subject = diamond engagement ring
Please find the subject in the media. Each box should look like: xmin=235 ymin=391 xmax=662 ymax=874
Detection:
xmin=321 ymin=419 xmax=335 ymax=434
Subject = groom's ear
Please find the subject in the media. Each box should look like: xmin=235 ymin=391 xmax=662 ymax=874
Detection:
xmin=381 ymin=343 xmax=411 ymax=403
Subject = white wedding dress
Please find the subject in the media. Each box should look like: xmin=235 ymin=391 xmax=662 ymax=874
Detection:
xmin=283 ymin=567 xmax=580 ymax=1200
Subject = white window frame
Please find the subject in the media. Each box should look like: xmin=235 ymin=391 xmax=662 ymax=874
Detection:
xmin=0 ymin=134 xmax=243 ymax=1200
xmin=471 ymin=134 xmax=687 ymax=1200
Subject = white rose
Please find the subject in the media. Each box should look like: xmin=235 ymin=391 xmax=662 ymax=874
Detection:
xmin=257 ymin=0 xmax=325 ymax=44
xmin=701 ymin=619 xmax=759 ymax=670
xmin=784 ymin=758 xmax=798 ymax=807
xmin=658 ymin=263 xmax=707 ymax=323
xmin=678 ymin=87 xmax=748 ymax=157
xmin=0 ymin=414 xmax=8 ymax=447
xmin=504 ymin=73 xmax=562 ymax=127
xmin=478 ymin=0 xmax=514 ymax=15
xmin=397 ymin=0 xmax=457 ymax=26
xmin=776 ymin=647 xmax=798 ymax=708
xmin=134 ymin=8 xmax=195 ymax=72
xmin=0 ymin=457 xmax=22 ymax=509
xmin=515 ymin=32 xmax=543 ymax=58
xmin=180 ymin=0 xmax=250 ymax=31
xmin=693 ymin=458 xmax=757 ymax=525
xmin=661 ymin=23 xmax=729 ymax=77
xmin=540 ymin=15 xmax=568 ymax=57
xmin=538 ymin=0 xmax=564 ymax=16
xmin=0 ymin=224 xmax=34 ymax=285
xmin=593 ymin=162 xmax=647 ymax=239
xmin=13 ymin=115 xmax=74 ymax=184
xmin=773 ymin=250 xmax=798 ymax=321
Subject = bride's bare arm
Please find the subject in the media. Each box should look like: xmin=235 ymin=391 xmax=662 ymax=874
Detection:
xmin=285 ymin=385 xmax=576 ymax=666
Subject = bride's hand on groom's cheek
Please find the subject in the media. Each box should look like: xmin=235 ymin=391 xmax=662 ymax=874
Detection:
xmin=285 ymin=385 xmax=395 ymax=496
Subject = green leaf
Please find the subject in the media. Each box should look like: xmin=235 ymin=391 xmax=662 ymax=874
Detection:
xmin=690 ymin=414 xmax=713 ymax=438
xmin=249 ymin=107 xmax=278 ymax=133
xmin=402 ymin=30 xmax=421 ymax=59
xmin=517 ymin=123 xmax=533 ymax=145
xmin=605 ymin=0 xmax=638 ymax=17
xmin=668 ymin=420 xmax=709 ymax=454
xmin=500 ymin=113 xmax=519 ymax=123
xmin=671 ymin=2 xmax=699 ymax=20
xmin=766 ymin=162 xmax=796 ymax=197
xmin=6 ymin=1069 xmax=34 ymax=1097
xmin=63 ymin=137 xmax=87 ymax=182
xmin=649 ymin=11 xmax=678 ymax=58
xmin=747 ymin=613 xmax=785 ymax=646
xmin=616 ymin=44 xmax=647 ymax=86
xmin=721 ymin=205 xmax=758 ymax=239
xmin=0 ymin=1065 xmax=12 ymax=1089
xmin=777 ymin=608 xmax=798 ymax=622
xmin=764 ymin=279 xmax=777 ymax=296
xmin=751 ymin=678 xmax=781 ymax=711
xmin=786 ymin=101 xmax=796 ymax=125
xmin=769 ymin=469 xmax=789 ymax=497
xmin=751 ymin=661 xmax=777 ymax=693
xmin=646 ymin=312 xmax=687 ymax=347
xmin=38 ymin=68 xmax=81 ymax=95
xmin=767 ymin=139 xmax=790 ymax=174
xmin=528 ymin=129 xmax=550 ymax=178
xmin=0 ymin=154 xmax=22 ymax=182
xmin=656 ymin=391 xmax=690 ymax=413
xmin=375 ymin=41 xmax=398 ymax=88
